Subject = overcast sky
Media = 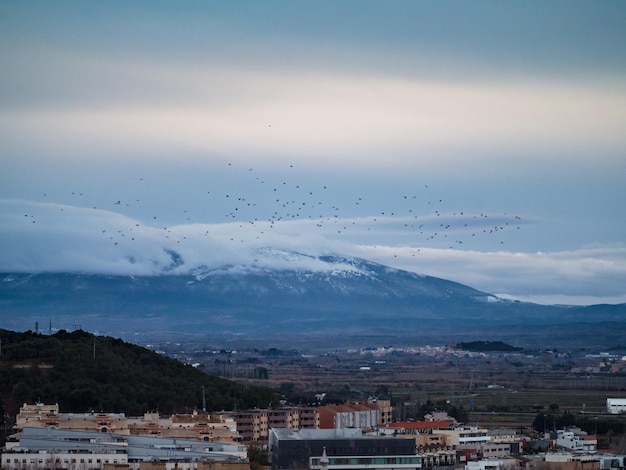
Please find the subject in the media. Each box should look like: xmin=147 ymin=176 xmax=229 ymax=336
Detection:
xmin=1 ymin=1 xmax=625 ymax=305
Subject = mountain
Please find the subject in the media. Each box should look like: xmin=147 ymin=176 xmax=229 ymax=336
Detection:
xmin=0 ymin=329 xmax=277 ymax=417
xmin=1 ymin=250 xmax=625 ymax=350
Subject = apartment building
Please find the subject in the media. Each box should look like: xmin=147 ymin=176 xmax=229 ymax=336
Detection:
xmin=317 ymin=402 xmax=379 ymax=431
xmin=232 ymin=406 xmax=319 ymax=442
xmin=12 ymin=403 xmax=242 ymax=443
xmin=15 ymin=402 xmax=128 ymax=434
xmin=2 ymin=427 xmax=247 ymax=470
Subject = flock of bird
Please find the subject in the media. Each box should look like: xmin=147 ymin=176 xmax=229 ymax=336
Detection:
xmin=22 ymin=161 xmax=523 ymax=256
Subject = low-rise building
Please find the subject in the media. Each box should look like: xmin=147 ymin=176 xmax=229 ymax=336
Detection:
xmin=607 ymin=398 xmax=626 ymax=415
xmin=479 ymin=442 xmax=521 ymax=459
xmin=555 ymin=430 xmax=596 ymax=453
xmin=597 ymin=454 xmax=625 ymax=470
xmin=2 ymin=426 xmax=248 ymax=470
xmin=434 ymin=426 xmax=492 ymax=447
xmin=269 ymin=428 xmax=420 ymax=470
xmin=464 ymin=458 xmax=519 ymax=470
xmin=13 ymin=403 xmax=242 ymax=443
xmin=416 ymin=444 xmax=457 ymax=468
xmin=384 ymin=419 xmax=455 ymax=435
xmin=128 ymin=412 xmax=240 ymax=442
xmin=15 ymin=402 xmax=129 ymax=434
xmin=488 ymin=429 xmax=519 ymax=443
xmin=543 ymin=452 xmax=600 ymax=470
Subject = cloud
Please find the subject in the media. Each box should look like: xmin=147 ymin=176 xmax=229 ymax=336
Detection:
xmin=1 ymin=2 xmax=624 ymax=309
xmin=349 ymin=245 xmax=626 ymax=305
xmin=2 ymin=48 xmax=625 ymax=171
xmin=1 ymin=199 xmax=624 ymax=306
xmin=0 ymin=200 xmax=377 ymax=275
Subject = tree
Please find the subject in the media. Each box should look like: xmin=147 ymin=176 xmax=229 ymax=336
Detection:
xmin=448 ymin=405 xmax=469 ymax=423
xmin=248 ymin=444 xmax=269 ymax=470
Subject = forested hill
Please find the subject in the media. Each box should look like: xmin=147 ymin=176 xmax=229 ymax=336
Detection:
xmin=0 ymin=329 xmax=277 ymax=419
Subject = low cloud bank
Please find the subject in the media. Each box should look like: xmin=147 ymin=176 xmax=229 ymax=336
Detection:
xmin=1 ymin=199 xmax=624 ymax=306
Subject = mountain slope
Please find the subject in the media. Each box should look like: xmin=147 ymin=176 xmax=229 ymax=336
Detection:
xmin=0 ymin=329 xmax=277 ymax=417
xmin=1 ymin=252 xmax=625 ymax=349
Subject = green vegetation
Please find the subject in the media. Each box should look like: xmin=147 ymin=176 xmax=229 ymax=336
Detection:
xmin=455 ymin=341 xmax=523 ymax=352
xmin=0 ymin=329 xmax=278 ymax=419
xmin=532 ymin=412 xmax=626 ymax=436
xmin=531 ymin=411 xmax=626 ymax=451
xmin=248 ymin=444 xmax=269 ymax=470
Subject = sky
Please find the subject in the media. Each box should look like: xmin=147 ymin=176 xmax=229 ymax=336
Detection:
xmin=1 ymin=1 xmax=625 ymax=306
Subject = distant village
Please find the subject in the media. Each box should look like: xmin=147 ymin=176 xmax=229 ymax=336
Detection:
xmin=2 ymin=399 xmax=626 ymax=470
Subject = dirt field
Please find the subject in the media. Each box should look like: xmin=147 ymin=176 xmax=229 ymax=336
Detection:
xmin=207 ymin=345 xmax=626 ymax=431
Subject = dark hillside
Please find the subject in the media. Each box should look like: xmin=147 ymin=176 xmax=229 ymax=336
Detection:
xmin=0 ymin=329 xmax=277 ymax=418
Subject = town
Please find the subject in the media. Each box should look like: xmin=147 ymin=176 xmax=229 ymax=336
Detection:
xmin=3 ymin=330 xmax=626 ymax=470
xmin=2 ymin=397 xmax=626 ymax=470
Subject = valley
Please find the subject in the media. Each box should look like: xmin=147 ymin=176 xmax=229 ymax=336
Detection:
xmin=145 ymin=335 xmax=626 ymax=433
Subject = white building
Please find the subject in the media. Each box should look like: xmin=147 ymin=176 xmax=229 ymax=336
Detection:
xmin=2 ymin=427 xmax=248 ymax=470
xmin=465 ymin=458 xmax=518 ymax=470
xmin=555 ymin=430 xmax=597 ymax=453
xmin=434 ymin=426 xmax=491 ymax=447
xmin=2 ymin=450 xmax=128 ymax=469
xmin=606 ymin=398 xmax=626 ymax=414
xmin=598 ymin=454 xmax=626 ymax=470
xmin=488 ymin=429 xmax=518 ymax=443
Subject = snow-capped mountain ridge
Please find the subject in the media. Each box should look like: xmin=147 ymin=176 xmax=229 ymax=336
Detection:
xmin=186 ymin=249 xmax=384 ymax=285
xmin=1 ymin=249 xmax=625 ymax=350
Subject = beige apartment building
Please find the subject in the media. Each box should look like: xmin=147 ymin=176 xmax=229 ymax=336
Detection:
xmin=13 ymin=401 xmax=389 ymax=445
xmin=233 ymin=406 xmax=319 ymax=442
xmin=15 ymin=402 xmax=129 ymax=434
xmin=13 ymin=403 xmax=241 ymax=442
